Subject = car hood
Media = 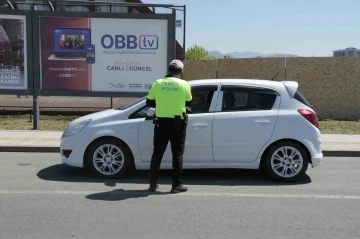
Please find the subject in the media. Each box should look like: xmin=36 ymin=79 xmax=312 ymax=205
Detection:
xmin=69 ymin=109 xmax=122 ymax=125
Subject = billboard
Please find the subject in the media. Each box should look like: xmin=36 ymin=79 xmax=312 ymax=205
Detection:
xmin=39 ymin=16 xmax=168 ymax=92
xmin=0 ymin=15 xmax=27 ymax=90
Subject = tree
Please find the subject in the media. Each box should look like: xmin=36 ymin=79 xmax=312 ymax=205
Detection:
xmin=185 ymin=43 xmax=212 ymax=60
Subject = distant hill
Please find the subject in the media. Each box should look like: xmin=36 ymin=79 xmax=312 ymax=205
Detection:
xmin=208 ymin=51 xmax=224 ymax=59
xmin=208 ymin=50 xmax=299 ymax=59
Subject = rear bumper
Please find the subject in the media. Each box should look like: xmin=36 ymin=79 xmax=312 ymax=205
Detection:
xmin=303 ymin=137 xmax=323 ymax=168
xmin=311 ymin=155 xmax=322 ymax=168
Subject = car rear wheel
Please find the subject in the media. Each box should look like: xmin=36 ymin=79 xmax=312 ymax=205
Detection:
xmin=86 ymin=138 xmax=134 ymax=178
xmin=263 ymin=141 xmax=309 ymax=182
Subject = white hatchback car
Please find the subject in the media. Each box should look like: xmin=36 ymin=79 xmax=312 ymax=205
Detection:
xmin=60 ymin=79 xmax=323 ymax=182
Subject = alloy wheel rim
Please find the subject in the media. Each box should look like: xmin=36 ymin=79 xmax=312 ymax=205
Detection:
xmin=270 ymin=146 xmax=303 ymax=178
xmin=93 ymin=144 xmax=124 ymax=175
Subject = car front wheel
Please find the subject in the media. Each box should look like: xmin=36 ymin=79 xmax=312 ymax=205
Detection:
xmin=86 ymin=138 xmax=134 ymax=178
xmin=263 ymin=141 xmax=309 ymax=182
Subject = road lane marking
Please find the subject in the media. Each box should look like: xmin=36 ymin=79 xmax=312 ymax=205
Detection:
xmin=0 ymin=190 xmax=359 ymax=200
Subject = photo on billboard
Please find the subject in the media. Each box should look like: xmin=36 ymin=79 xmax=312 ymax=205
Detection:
xmin=0 ymin=14 xmax=27 ymax=90
xmin=39 ymin=16 xmax=168 ymax=93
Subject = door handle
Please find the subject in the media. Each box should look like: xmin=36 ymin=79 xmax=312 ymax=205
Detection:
xmin=254 ymin=119 xmax=270 ymax=124
xmin=192 ymin=123 xmax=208 ymax=128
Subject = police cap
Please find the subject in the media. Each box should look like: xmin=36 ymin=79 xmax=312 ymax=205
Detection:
xmin=169 ymin=60 xmax=184 ymax=70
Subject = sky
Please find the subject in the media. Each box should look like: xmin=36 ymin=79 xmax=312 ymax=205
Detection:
xmin=141 ymin=0 xmax=360 ymax=57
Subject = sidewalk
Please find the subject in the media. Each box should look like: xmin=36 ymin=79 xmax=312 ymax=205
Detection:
xmin=0 ymin=130 xmax=359 ymax=157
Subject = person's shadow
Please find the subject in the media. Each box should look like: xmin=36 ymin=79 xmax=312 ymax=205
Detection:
xmin=86 ymin=188 xmax=170 ymax=201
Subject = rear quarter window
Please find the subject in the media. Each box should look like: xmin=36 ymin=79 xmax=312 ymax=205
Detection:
xmin=294 ymin=91 xmax=310 ymax=107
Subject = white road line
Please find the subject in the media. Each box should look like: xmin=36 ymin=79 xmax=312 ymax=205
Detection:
xmin=0 ymin=190 xmax=359 ymax=200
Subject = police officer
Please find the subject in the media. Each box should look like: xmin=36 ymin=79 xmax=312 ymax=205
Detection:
xmin=146 ymin=59 xmax=192 ymax=193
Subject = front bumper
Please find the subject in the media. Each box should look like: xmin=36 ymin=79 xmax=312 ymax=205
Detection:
xmin=60 ymin=131 xmax=91 ymax=168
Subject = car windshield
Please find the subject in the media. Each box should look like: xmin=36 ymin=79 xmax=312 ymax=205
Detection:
xmin=114 ymin=96 xmax=147 ymax=110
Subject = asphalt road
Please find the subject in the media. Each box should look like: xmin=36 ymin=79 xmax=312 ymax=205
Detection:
xmin=0 ymin=153 xmax=359 ymax=239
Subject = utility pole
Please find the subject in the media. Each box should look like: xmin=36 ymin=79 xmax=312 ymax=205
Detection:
xmin=284 ymin=57 xmax=287 ymax=80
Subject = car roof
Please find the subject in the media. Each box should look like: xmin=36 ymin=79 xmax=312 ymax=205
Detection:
xmin=188 ymin=78 xmax=291 ymax=89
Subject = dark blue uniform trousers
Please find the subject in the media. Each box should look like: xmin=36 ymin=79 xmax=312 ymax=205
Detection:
xmin=149 ymin=117 xmax=187 ymax=187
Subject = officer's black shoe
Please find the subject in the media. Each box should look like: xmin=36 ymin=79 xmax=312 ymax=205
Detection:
xmin=171 ymin=185 xmax=188 ymax=193
xmin=148 ymin=184 xmax=159 ymax=192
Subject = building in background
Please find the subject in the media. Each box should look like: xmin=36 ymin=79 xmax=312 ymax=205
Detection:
xmin=333 ymin=47 xmax=360 ymax=57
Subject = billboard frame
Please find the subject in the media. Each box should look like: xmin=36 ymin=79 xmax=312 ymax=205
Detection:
xmin=32 ymin=10 xmax=176 ymax=98
xmin=0 ymin=9 xmax=33 ymax=95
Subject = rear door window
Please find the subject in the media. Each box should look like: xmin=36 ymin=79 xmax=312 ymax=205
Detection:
xmin=220 ymin=86 xmax=278 ymax=112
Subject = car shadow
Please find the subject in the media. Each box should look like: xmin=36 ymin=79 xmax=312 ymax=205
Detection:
xmin=37 ymin=163 xmax=312 ymax=187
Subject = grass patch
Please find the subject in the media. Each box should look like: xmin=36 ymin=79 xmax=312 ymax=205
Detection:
xmin=319 ymin=120 xmax=360 ymax=134
xmin=0 ymin=115 xmax=78 ymax=131
xmin=0 ymin=115 xmax=360 ymax=134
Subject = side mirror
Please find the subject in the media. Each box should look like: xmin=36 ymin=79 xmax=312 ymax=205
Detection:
xmin=145 ymin=108 xmax=155 ymax=120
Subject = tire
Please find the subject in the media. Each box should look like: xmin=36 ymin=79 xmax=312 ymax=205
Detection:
xmin=86 ymin=138 xmax=134 ymax=179
xmin=263 ymin=141 xmax=309 ymax=182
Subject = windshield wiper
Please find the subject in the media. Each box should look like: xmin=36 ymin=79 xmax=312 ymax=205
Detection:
xmin=114 ymin=106 xmax=124 ymax=110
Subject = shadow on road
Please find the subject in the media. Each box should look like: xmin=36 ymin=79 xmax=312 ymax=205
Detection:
xmin=85 ymin=189 xmax=170 ymax=201
xmin=37 ymin=163 xmax=312 ymax=187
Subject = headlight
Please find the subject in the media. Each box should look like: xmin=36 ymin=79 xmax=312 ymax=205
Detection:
xmin=62 ymin=119 xmax=92 ymax=137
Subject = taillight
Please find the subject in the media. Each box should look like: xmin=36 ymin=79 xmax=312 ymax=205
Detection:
xmin=298 ymin=109 xmax=319 ymax=128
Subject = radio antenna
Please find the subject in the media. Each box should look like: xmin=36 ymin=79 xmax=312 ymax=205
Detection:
xmin=270 ymin=57 xmax=292 ymax=81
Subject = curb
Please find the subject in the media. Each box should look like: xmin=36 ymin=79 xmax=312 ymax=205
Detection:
xmin=0 ymin=146 xmax=359 ymax=157
xmin=0 ymin=146 xmax=59 ymax=153
xmin=322 ymin=151 xmax=360 ymax=157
